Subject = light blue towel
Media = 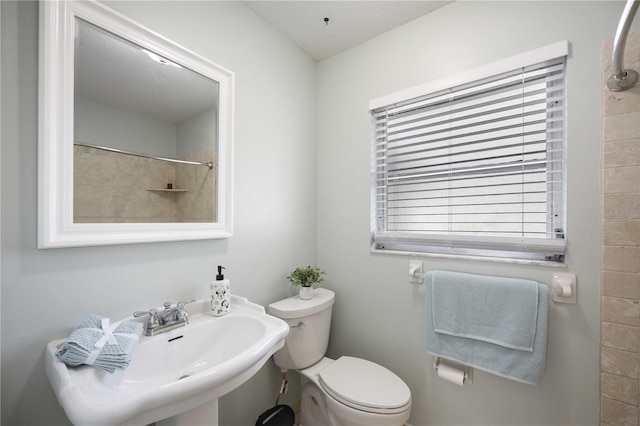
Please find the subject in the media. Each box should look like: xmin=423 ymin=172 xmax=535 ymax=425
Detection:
xmin=56 ymin=314 xmax=143 ymax=373
xmin=426 ymin=271 xmax=549 ymax=385
xmin=432 ymin=270 xmax=538 ymax=351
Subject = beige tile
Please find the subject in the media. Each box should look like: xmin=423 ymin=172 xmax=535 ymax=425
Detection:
xmin=601 ymin=372 xmax=639 ymax=406
xmin=75 ymin=153 xmax=184 ymax=221
xmin=604 ymin=140 xmax=640 ymax=153
xmin=601 ymin=398 xmax=638 ymax=426
xmin=175 ymin=148 xmax=216 ymax=222
xmin=601 ymin=347 xmax=639 ymax=379
xmin=115 ymin=189 xmax=154 ymax=219
xmin=604 ymin=113 xmax=640 ymax=142
xmin=603 ymin=166 xmax=640 ymax=194
xmin=145 ymin=158 xmax=167 ymax=187
xmin=603 ymin=139 xmax=640 ymax=168
xmin=74 ymin=149 xmax=119 ymax=187
xmin=603 ymin=246 xmax=640 ymax=273
xmin=604 ymin=194 xmax=640 ymax=219
xmin=603 ymin=271 xmax=640 ymax=299
xmin=603 ymin=90 xmax=640 ymax=117
xmin=601 ymin=32 xmax=640 ymax=426
xmin=621 ymin=32 xmax=640 ymax=80
xmin=148 ymin=191 xmax=178 ymax=219
xmin=180 ymin=191 xmax=210 ymax=221
xmin=603 ymin=296 xmax=640 ymax=327
xmin=603 ymin=220 xmax=640 ymax=246
xmin=114 ymin=154 xmax=140 ymax=189
xmin=602 ymin=322 xmax=640 ymax=352
xmin=73 ymin=184 xmax=118 ymax=219
xmin=626 ymin=31 xmax=640 ymax=51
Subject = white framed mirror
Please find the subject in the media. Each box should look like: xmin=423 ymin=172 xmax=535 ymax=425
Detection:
xmin=38 ymin=0 xmax=234 ymax=248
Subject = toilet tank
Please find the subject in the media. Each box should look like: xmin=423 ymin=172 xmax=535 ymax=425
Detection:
xmin=268 ymin=288 xmax=335 ymax=370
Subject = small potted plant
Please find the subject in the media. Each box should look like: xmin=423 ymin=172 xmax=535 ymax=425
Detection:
xmin=287 ymin=266 xmax=325 ymax=300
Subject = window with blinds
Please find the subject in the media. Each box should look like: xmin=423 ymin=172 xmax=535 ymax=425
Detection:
xmin=371 ymin=44 xmax=567 ymax=263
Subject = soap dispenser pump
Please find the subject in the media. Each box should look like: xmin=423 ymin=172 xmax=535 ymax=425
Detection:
xmin=216 ymin=265 xmax=225 ymax=281
xmin=211 ymin=265 xmax=230 ymax=316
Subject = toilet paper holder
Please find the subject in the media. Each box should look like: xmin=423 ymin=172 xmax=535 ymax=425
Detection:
xmin=434 ymin=357 xmax=473 ymax=385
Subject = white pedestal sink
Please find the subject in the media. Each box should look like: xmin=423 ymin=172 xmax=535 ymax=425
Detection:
xmin=45 ymin=296 xmax=289 ymax=425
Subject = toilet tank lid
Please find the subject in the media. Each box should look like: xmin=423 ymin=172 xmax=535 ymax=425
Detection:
xmin=268 ymin=288 xmax=335 ymax=319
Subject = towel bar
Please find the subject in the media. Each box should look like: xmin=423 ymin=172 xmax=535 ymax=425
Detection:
xmin=552 ymin=272 xmax=576 ymax=304
xmin=409 ymin=260 xmax=424 ymax=284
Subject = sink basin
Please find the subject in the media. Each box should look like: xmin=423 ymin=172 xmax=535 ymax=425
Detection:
xmin=45 ymin=296 xmax=289 ymax=425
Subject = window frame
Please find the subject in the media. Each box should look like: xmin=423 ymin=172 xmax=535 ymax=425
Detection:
xmin=370 ymin=41 xmax=569 ymax=265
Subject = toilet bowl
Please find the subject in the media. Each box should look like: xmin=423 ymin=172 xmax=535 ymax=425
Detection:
xmin=268 ymin=288 xmax=411 ymax=426
xmin=299 ymin=356 xmax=411 ymax=426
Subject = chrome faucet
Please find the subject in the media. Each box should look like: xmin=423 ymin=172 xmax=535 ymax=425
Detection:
xmin=134 ymin=298 xmax=196 ymax=336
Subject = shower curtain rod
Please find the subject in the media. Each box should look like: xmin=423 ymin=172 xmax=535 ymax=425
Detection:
xmin=74 ymin=142 xmax=215 ymax=169
xmin=607 ymin=0 xmax=639 ymax=92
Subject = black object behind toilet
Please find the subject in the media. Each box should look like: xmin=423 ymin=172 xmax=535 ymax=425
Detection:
xmin=255 ymin=404 xmax=295 ymax=426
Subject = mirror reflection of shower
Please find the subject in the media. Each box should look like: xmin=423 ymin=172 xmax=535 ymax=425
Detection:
xmin=73 ymin=18 xmax=219 ymax=223
xmin=74 ymin=142 xmax=216 ymax=223
xmin=607 ymin=0 xmax=639 ymax=92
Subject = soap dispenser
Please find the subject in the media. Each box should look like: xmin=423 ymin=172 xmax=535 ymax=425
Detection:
xmin=211 ymin=265 xmax=230 ymax=316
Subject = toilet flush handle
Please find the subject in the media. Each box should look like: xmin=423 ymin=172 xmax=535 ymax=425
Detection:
xmin=290 ymin=321 xmax=305 ymax=330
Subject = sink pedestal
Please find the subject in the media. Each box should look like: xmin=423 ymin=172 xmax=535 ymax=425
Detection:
xmin=156 ymin=400 xmax=218 ymax=426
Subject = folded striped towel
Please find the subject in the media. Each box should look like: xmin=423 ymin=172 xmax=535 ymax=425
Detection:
xmin=56 ymin=314 xmax=143 ymax=373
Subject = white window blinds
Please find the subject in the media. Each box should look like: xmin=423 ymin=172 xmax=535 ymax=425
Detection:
xmin=371 ymin=47 xmax=567 ymax=263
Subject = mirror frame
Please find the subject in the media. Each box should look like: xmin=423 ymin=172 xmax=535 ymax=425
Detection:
xmin=38 ymin=0 xmax=234 ymax=248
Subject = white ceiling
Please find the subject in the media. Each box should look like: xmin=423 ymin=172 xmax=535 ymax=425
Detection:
xmin=75 ymin=1 xmax=450 ymax=122
xmin=244 ymin=1 xmax=451 ymax=61
xmin=75 ymin=19 xmax=219 ymax=123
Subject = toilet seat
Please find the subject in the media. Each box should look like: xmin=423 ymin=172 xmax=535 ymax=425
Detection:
xmin=318 ymin=356 xmax=411 ymax=415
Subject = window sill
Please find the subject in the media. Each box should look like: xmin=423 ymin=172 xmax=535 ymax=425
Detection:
xmin=371 ymin=247 xmax=567 ymax=268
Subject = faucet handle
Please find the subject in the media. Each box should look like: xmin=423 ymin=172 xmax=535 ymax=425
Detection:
xmin=175 ymin=298 xmax=196 ymax=323
xmin=133 ymin=308 xmax=160 ymax=330
xmin=177 ymin=298 xmax=196 ymax=307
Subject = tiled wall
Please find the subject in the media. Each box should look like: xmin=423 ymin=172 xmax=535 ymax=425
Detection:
xmin=601 ymin=32 xmax=640 ymax=426
xmin=74 ymin=145 xmax=215 ymax=223
xmin=176 ymin=149 xmax=217 ymax=222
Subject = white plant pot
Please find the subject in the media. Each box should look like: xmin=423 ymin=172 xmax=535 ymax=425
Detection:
xmin=299 ymin=286 xmax=314 ymax=300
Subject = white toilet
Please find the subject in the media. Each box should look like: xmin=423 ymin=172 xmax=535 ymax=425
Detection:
xmin=268 ymin=288 xmax=412 ymax=426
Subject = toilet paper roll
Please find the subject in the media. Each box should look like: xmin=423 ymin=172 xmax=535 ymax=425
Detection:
xmin=437 ymin=363 xmax=465 ymax=386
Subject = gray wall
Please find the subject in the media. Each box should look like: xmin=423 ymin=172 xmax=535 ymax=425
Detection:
xmin=177 ymin=108 xmax=217 ymax=158
xmin=317 ymin=1 xmax=629 ymax=425
xmin=1 ymin=1 xmax=316 ymax=425
xmin=75 ymin=96 xmax=179 ymax=158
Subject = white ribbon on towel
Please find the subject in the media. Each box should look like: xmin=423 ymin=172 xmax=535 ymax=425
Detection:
xmin=85 ymin=318 xmax=140 ymax=366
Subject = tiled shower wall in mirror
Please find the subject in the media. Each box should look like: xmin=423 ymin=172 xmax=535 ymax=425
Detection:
xmin=74 ymin=146 xmax=216 ymax=223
